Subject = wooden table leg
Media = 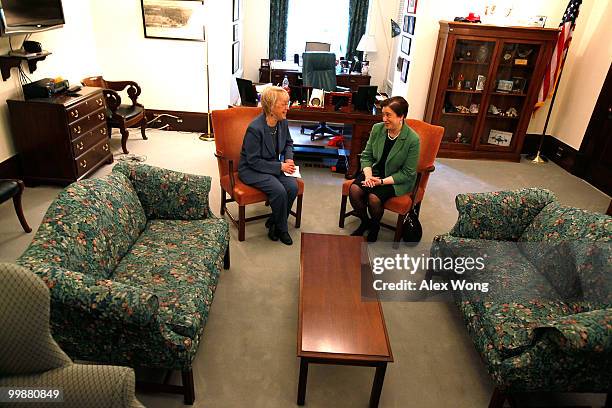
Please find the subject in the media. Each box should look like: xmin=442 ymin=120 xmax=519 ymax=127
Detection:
xmin=297 ymin=358 xmax=309 ymax=405
xmin=369 ymin=363 xmax=387 ymax=408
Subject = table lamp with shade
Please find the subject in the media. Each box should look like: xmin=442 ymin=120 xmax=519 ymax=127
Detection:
xmin=356 ymin=34 xmax=377 ymax=75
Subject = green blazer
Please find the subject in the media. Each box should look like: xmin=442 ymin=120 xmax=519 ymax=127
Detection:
xmin=360 ymin=122 xmax=420 ymax=196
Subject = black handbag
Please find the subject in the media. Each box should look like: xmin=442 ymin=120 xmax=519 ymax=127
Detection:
xmin=402 ymin=208 xmax=422 ymax=244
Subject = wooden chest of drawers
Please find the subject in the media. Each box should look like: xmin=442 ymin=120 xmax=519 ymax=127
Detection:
xmin=7 ymin=87 xmax=113 ymax=185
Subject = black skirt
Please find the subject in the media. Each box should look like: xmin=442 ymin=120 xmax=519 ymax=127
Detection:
xmin=351 ymin=172 xmax=397 ymax=203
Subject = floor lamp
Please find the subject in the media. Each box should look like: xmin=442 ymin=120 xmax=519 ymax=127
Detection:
xmin=200 ymin=25 xmax=214 ymax=141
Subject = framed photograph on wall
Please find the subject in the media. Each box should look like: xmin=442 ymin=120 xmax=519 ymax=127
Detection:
xmin=233 ymin=0 xmax=240 ymax=21
xmin=407 ymin=15 xmax=416 ymax=35
xmin=401 ymin=36 xmax=411 ymax=55
xmin=407 ymin=0 xmax=418 ymax=14
xmin=141 ymin=0 xmax=205 ymax=41
xmin=233 ymin=24 xmax=238 ymax=42
xmin=232 ymin=41 xmax=240 ymax=74
xmin=401 ymin=60 xmax=410 ymax=83
xmin=403 ymin=15 xmax=409 ymax=33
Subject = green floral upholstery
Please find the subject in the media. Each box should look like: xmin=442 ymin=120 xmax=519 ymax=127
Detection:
xmin=432 ymin=188 xmax=612 ymax=393
xmin=17 ymin=163 xmax=229 ymax=373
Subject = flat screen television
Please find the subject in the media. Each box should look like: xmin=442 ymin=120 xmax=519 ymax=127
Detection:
xmin=0 ymin=0 xmax=65 ymax=35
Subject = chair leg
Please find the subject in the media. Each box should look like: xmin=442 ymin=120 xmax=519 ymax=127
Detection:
xmin=605 ymin=392 xmax=611 ymax=408
xmin=140 ymin=114 xmax=148 ymax=140
xmin=181 ymin=369 xmax=195 ymax=405
xmin=223 ymin=244 xmax=230 ymax=270
xmin=120 ymin=126 xmax=129 ymax=154
xmin=12 ymin=181 xmax=31 ymax=233
xmin=220 ymin=187 xmax=226 ymax=215
xmin=488 ymin=387 xmax=507 ymax=408
xmin=238 ymin=205 xmax=246 ymax=241
xmin=393 ymin=213 xmax=405 ymax=242
xmin=295 ymin=194 xmax=303 ymax=228
xmin=339 ymin=195 xmax=347 ymax=228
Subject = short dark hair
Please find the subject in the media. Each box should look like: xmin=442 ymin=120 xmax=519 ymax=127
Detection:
xmin=380 ymin=96 xmax=409 ymax=119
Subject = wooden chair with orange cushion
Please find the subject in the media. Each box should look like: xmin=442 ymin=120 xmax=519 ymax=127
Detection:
xmin=339 ymin=119 xmax=443 ymax=242
xmin=211 ymin=107 xmax=304 ymax=241
xmin=81 ymin=76 xmax=147 ymax=155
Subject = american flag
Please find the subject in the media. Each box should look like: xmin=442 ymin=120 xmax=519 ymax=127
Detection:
xmin=535 ymin=0 xmax=582 ymax=109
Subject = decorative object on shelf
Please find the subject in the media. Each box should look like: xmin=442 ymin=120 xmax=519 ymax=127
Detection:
xmin=233 ymin=0 xmax=240 ymax=21
xmin=454 ymin=13 xmax=481 ymax=23
xmin=456 ymin=105 xmax=470 ymax=114
xmin=454 ymin=132 xmax=463 ymax=143
xmin=141 ymin=0 xmax=205 ymax=41
xmin=524 ymin=15 xmax=547 ymax=27
xmin=487 ymin=129 xmax=513 ymax=146
xmin=232 ymin=41 xmax=240 ymax=74
xmin=516 ymin=47 xmax=533 ymax=58
xmin=391 ymin=19 xmax=401 ymax=37
xmin=469 ymin=103 xmax=479 ymax=113
xmin=361 ymin=60 xmax=370 ymax=75
xmin=488 ymin=104 xmax=500 ymax=115
xmin=475 ymin=74 xmax=486 ymax=91
xmin=407 ymin=16 xmax=416 ymax=35
xmin=506 ymin=107 xmax=518 ymax=117
xmin=496 ymin=79 xmax=513 ymax=92
xmin=511 ymin=77 xmax=526 ymax=93
xmin=475 ymin=44 xmax=489 ymax=63
xmin=448 ymin=72 xmax=454 ymax=88
xmin=456 ymin=73 xmax=464 ymax=90
xmin=407 ymin=0 xmax=418 ymax=14
xmin=502 ymin=45 xmax=515 ymax=62
xmin=464 ymin=80 xmax=473 ymax=90
xmin=401 ymin=36 xmax=412 ymax=55
xmin=400 ymin=59 xmax=410 ymax=83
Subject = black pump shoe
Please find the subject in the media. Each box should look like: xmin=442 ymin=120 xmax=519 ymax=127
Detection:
xmin=278 ymin=231 xmax=293 ymax=245
xmin=351 ymin=219 xmax=370 ymax=236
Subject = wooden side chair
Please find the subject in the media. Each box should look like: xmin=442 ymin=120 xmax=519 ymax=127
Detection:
xmin=339 ymin=119 xmax=444 ymax=241
xmin=211 ymin=107 xmax=304 ymax=241
xmin=81 ymin=76 xmax=147 ymax=155
xmin=0 ymin=179 xmax=32 ymax=233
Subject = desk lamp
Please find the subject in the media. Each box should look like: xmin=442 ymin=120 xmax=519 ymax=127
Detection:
xmin=356 ymin=35 xmax=377 ymax=75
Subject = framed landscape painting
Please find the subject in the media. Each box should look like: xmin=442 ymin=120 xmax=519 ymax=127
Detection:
xmin=141 ymin=0 xmax=205 ymax=41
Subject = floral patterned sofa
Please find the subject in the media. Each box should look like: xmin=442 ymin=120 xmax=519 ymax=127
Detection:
xmin=17 ymin=162 xmax=230 ymax=405
xmin=431 ymin=188 xmax=611 ymax=408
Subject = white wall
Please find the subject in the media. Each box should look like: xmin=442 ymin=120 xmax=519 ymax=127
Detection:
xmin=365 ymin=0 xmax=401 ymax=89
xmin=0 ymin=0 xmax=100 ymax=162
xmin=89 ymin=0 xmax=232 ymax=113
xmin=243 ymin=0 xmax=270 ymax=83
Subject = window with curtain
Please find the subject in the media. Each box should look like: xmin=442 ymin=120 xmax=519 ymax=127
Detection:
xmin=285 ymin=0 xmax=350 ymax=61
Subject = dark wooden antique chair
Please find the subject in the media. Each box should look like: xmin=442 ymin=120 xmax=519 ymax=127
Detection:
xmin=339 ymin=119 xmax=443 ymax=241
xmin=211 ymin=107 xmax=304 ymax=241
xmin=81 ymin=76 xmax=147 ymax=154
xmin=0 ymin=179 xmax=32 ymax=233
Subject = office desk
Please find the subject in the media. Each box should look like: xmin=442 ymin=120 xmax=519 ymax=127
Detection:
xmin=259 ymin=67 xmax=370 ymax=92
xmin=287 ymin=108 xmax=381 ymax=177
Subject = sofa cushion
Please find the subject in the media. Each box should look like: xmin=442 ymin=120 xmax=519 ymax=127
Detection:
xmin=19 ymin=173 xmax=146 ymax=280
xmin=112 ymin=218 xmax=229 ymax=339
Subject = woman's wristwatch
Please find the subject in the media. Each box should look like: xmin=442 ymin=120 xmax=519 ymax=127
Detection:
xmin=380 ymin=178 xmax=384 ymax=185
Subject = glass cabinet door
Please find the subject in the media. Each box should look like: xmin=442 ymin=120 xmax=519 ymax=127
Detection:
xmin=440 ymin=39 xmax=496 ymax=146
xmin=480 ymin=42 xmax=541 ymax=149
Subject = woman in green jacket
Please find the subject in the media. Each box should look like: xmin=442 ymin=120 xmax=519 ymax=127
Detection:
xmin=349 ymin=96 xmax=420 ymax=242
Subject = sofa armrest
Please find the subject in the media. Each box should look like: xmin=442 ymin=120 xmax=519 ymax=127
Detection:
xmin=34 ymin=264 xmax=159 ymax=326
xmin=113 ymin=162 xmax=213 ymax=220
xmin=540 ymin=308 xmax=612 ymax=352
xmin=449 ymin=188 xmax=557 ymax=241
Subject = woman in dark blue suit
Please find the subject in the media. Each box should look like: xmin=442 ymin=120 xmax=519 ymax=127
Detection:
xmin=238 ymin=86 xmax=297 ymax=245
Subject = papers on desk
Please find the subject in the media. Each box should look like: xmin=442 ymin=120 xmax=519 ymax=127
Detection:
xmin=284 ymin=166 xmax=301 ymax=178
xmin=270 ymin=60 xmax=300 ymax=71
xmin=255 ymin=83 xmax=272 ymax=93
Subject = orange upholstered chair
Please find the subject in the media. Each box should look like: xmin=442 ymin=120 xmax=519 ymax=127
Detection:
xmin=211 ymin=107 xmax=304 ymax=241
xmin=338 ymin=119 xmax=443 ymax=241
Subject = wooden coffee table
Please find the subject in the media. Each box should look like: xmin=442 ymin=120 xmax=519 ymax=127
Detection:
xmin=297 ymin=233 xmax=393 ymax=407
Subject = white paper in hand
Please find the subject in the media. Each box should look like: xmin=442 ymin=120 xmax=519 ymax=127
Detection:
xmin=284 ymin=165 xmax=301 ymax=178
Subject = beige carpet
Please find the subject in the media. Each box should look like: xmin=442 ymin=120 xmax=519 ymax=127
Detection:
xmin=0 ymin=128 xmax=608 ymax=408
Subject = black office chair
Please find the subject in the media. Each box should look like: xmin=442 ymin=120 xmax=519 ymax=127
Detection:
xmin=236 ymin=78 xmax=258 ymax=107
xmin=300 ymin=52 xmax=348 ymax=140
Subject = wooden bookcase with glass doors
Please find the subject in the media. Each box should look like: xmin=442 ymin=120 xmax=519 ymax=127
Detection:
xmin=424 ymin=21 xmax=558 ymax=161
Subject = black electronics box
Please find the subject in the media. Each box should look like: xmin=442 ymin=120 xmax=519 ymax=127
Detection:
xmin=23 ymin=78 xmax=69 ymax=99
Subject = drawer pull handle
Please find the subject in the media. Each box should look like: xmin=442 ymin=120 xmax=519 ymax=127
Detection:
xmin=76 ymin=141 xmax=84 ymax=151
xmin=71 ymin=109 xmax=79 ymax=118
xmin=80 ymin=159 xmax=88 ymax=169
xmin=73 ymin=125 xmax=82 ymax=135
xmin=103 ymin=144 xmax=109 ymax=152
xmin=101 ymin=128 xmax=107 ymax=135
xmin=97 ymin=113 xmax=105 ymax=121
xmin=96 ymin=98 xmax=103 ymax=106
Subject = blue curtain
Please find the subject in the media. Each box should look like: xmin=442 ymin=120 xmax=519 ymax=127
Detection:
xmin=269 ymin=0 xmax=289 ymax=60
xmin=346 ymin=0 xmax=369 ymax=62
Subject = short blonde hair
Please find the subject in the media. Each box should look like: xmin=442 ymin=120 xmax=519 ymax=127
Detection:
xmin=261 ymin=86 xmax=289 ymax=116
